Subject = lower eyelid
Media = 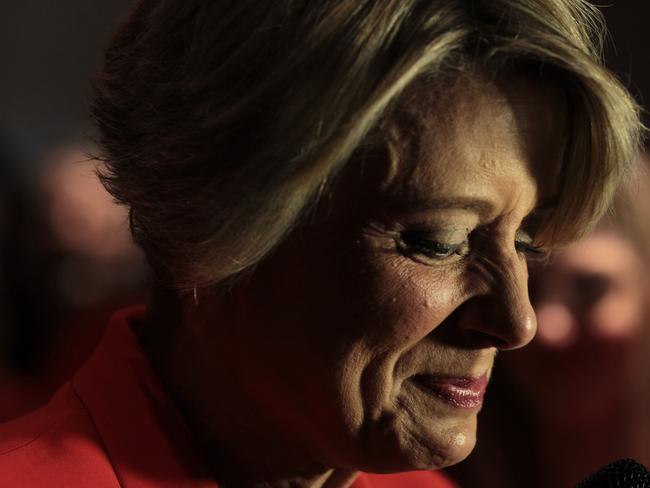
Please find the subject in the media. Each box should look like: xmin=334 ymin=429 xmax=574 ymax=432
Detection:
xmin=515 ymin=240 xmax=544 ymax=253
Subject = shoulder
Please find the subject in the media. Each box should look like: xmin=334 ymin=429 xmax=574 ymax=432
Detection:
xmin=0 ymin=382 xmax=120 ymax=488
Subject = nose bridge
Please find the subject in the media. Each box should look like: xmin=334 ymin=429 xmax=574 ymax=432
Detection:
xmin=483 ymin=250 xmax=537 ymax=350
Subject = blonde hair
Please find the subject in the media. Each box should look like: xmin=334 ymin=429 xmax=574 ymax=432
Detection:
xmin=91 ymin=0 xmax=643 ymax=290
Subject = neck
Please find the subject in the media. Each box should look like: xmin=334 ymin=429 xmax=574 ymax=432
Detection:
xmin=136 ymin=289 xmax=359 ymax=488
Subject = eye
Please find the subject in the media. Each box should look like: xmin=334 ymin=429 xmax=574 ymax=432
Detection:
xmin=514 ymin=229 xmax=545 ymax=257
xmin=399 ymin=230 xmax=468 ymax=261
xmin=514 ymin=240 xmax=544 ymax=254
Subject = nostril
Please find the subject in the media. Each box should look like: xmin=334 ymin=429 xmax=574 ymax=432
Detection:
xmin=468 ymin=330 xmax=511 ymax=349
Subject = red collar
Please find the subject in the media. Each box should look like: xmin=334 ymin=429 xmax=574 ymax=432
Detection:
xmin=72 ymin=306 xmax=217 ymax=488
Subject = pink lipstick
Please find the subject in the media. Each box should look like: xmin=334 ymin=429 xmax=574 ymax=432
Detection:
xmin=413 ymin=373 xmax=489 ymax=409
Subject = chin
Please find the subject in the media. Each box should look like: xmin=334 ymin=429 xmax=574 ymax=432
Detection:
xmin=356 ymin=405 xmax=478 ymax=473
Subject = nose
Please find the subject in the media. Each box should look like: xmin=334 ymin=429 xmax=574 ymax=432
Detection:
xmin=458 ymin=254 xmax=537 ymax=350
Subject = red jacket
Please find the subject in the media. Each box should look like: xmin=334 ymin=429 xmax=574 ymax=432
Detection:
xmin=0 ymin=308 xmax=457 ymax=488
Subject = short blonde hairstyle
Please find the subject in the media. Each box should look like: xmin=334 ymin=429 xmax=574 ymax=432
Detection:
xmin=91 ymin=0 xmax=643 ymax=290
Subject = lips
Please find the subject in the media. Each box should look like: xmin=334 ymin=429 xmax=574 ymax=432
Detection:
xmin=412 ymin=373 xmax=489 ymax=409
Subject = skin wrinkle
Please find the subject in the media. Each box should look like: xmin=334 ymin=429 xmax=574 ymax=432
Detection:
xmin=393 ymin=398 xmax=444 ymax=468
xmin=393 ymin=378 xmax=464 ymax=470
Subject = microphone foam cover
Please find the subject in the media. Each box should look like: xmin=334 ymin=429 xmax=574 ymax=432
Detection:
xmin=575 ymin=458 xmax=650 ymax=487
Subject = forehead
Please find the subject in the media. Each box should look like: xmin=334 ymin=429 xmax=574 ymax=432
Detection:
xmin=381 ymin=71 xmax=567 ymax=220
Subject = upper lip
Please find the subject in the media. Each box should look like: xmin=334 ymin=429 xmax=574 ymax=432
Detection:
xmin=414 ymin=373 xmax=489 ymax=392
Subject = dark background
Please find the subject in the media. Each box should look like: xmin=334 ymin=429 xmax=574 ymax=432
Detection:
xmin=0 ymin=0 xmax=133 ymax=180
xmin=602 ymin=2 xmax=650 ymax=132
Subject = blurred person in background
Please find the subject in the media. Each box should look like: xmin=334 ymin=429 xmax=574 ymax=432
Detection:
xmin=39 ymin=146 xmax=148 ymax=309
xmin=446 ymin=159 xmax=650 ymax=487
xmin=0 ymin=145 xmax=149 ymax=422
xmin=1 ymin=0 xmax=138 ymax=423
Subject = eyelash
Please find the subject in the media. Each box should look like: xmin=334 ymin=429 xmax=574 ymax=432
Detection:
xmin=400 ymin=231 xmax=467 ymax=260
xmin=400 ymin=231 xmax=544 ymax=262
xmin=514 ymin=240 xmax=544 ymax=255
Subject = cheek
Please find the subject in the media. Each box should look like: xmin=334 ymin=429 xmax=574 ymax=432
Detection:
xmin=350 ymin=253 xmax=465 ymax=351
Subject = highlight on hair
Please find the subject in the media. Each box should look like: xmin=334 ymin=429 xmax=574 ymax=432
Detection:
xmin=90 ymin=0 xmax=643 ymax=290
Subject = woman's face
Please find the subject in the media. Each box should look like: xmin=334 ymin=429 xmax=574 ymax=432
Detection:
xmin=202 ymin=73 xmax=566 ymax=472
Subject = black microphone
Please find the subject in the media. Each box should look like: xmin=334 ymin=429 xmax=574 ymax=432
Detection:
xmin=575 ymin=459 xmax=650 ymax=487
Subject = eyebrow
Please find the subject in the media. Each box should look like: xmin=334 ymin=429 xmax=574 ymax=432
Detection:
xmin=393 ymin=196 xmax=496 ymax=218
xmin=393 ymin=195 xmax=558 ymax=222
